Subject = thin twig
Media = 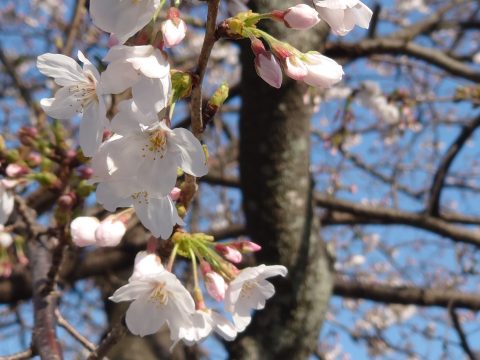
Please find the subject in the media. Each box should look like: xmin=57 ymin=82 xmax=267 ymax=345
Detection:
xmin=56 ymin=309 xmax=96 ymax=352
xmin=62 ymin=0 xmax=87 ymax=56
xmin=86 ymin=319 xmax=128 ymax=360
xmin=0 ymin=349 xmax=33 ymax=360
xmin=449 ymin=307 xmax=478 ymax=360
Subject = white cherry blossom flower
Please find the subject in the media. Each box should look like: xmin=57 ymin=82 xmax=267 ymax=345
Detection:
xmin=92 ymin=99 xmax=208 ymax=196
xmin=314 ymin=0 xmax=372 ymax=36
xmin=37 ymin=51 xmax=107 ymax=156
xmin=101 ymin=45 xmax=171 ymax=115
xmin=225 ymin=264 xmax=287 ymax=332
xmin=95 ymin=180 xmax=184 ymax=239
xmin=302 ymin=52 xmax=344 ymax=88
xmin=90 ymin=0 xmax=160 ymax=44
xmin=95 ymin=217 xmax=127 ymax=246
xmin=180 ymin=309 xmax=237 ymax=345
xmin=109 ymin=271 xmax=196 ymax=338
xmin=70 ymin=216 xmax=100 ymax=247
xmin=0 ymin=182 xmax=14 ymax=225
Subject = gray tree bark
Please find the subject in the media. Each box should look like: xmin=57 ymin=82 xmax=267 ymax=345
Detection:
xmin=228 ymin=1 xmax=334 ymax=359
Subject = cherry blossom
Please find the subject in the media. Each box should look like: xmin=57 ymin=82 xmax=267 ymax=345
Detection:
xmin=70 ymin=216 xmax=100 ymax=247
xmin=89 ymin=0 xmax=160 ymax=44
xmin=313 ymin=0 xmax=373 ymax=36
xmin=36 ymin=51 xmax=107 ymax=156
xmin=92 ymin=99 xmax=208 ymax=196
xmin=302 ymin=52 xmax=344 ymax=88
xmin=161 ymin=8 xmax=187 ymax=48
xmin=101 ymin=45 xmax=171 ymax=115
xmin=283 ymin=4 xmax=320 ymax=30
xmin=129 ymin=251 xmax=164 ymax=281
xmin=225 ymin=264 xmax=288 ymax=331
xmin=109 ymin=271 xmax=196 ymax=338
xmin=185 ymin=309 xmax=237 ymax=344
xmin=95 ymin=217 xmax=127 ymax=247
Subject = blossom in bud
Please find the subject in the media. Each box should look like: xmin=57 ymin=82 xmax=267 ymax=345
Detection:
xmin=283 ymin=55 xmax=308 ymax=80
xmin=302 ymin=52 xmax=344 ymax=88
xmin=170 ymin=187 xmax=181 ymax=202
xmin=70 ymin=216 xmax=100 ymax=247
xmin=205 ymin=271 xmax=226 ymax=302
xmin=18 ymin=126 xmax=38 ymax=146
xmin=283 ymin=4 xmax=320 ymax=30
xmin=58 ymin=192 xmax=77 ymax=209
xmin=161 ymin=8 xmax=187 ymax=48
xmin=129 ymin=251 xmax=164 ymax=281
xmin=216 ymin=244 xmax=242 ymax=264
xmin=0 ymin=231 xmax=13 ymax=248
xmin=253 ymin=45 xmax=282 ymax=89
xmin=233 ymin=240 xmax=262 ymax=253
xmin=313 ymin=0 xmax=372 ymax=36
xmin=26 ymin=152 xmax=41 ymax=167
xmin=225 ymin=264 xmax=288 ymax=331
xmin=78 ymin=167 xmax=93 ymax=180
xmin=95 ymin=217 xmax=127 ymax=247
xmin=5 ymin=164 xmax=29 ymax=178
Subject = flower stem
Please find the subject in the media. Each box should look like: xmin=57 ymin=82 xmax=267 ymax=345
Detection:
xmin=167 ymin=243 xmax=179 ymax=272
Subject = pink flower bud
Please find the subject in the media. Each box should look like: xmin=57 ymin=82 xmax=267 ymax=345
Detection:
xmin=161 ymin=8 xmax=187 ymax=48
xmin=232 ymin=240 xmax=262 ymax=253
xmin=251 ymin=38 xmax=267 ymax=56
xmin=284 ymin=55 xmax=308 ymax=80
xmin=26 ymin=152 xmax=41 ymax=167
xmin=205 ymin=271 xmax=226 ymax=301
xmin=95 ymin=218 xmax=126 ymax=247
xmin=215 ymin=244 xmax=242 ymax=263
xmin=283 ymin=4 xmax=320 ymax=30
xmin=169 ymin=187 xmax=181 ymax=201
xmin=0 ymin=179 xmax=17 ymax=189
xmin=70 ymin=216 xmax=99 ymax=247
xmin=6 ymin=164 xmax=29 ymax=178
xmin=254 ymin=52 xmax=283 ymax=89
xmin=58 ymin=192 xmax=77 ymax=209
xmin=78 ymin=167 xmax=93 ymax=180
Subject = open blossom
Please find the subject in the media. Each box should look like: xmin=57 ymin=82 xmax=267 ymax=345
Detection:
xmin=109 ymin=271 xmax=196 ymax=338
xmin=37 ymin=51 xmax=107 ymax=156
xmin=182 ymin=309 xmax=237 ymax=345
xmin=225 ymin=264 xmax=287 ymax=331
xmin=314 ymin=0 xmax=372 ymax=36
xmin=0 ymin=182 xmax=14 ymax=225
xmin=95 ymin=181 xmax=184 ymax=239
xmin=90 ymin=0 xmax=160 ymax=44
xmin=161 ymin=8 xmax=187 ymax=48
xmin=92 ymin=99 xmax=208 ymax=196
xmin=101 ymin=45 xmax=171 ymax=115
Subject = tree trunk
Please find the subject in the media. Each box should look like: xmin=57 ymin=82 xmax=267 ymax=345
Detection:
xmin=229 ymin=1 xmax=333 ymax=359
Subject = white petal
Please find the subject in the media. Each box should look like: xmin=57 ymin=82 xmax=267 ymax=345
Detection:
xmin=78 ymin=50 xmax=101 ymax=82
xmin=125 ymin=295 xmax=167 ymax=336
xmin=95 ymin=182 xmax=134 ymax=211
xmin=37 ymin=53 xmax=86 ymax=86
xmin=40 ymin=88 xmax=81 ymax=119
xmin=132 ymin=76 xmax=170 ymax=116
xmin=137 ymin=153 xmax=179 ymax=196
xmin=111 ymin=100 xmax=151 ymax=134
xmin=134 ymin=196 xmax=181 ymax=239
xmin=352 ymin=2 xmax=373 ymax=28
xmin=79 ymin=101 xmax=106 ymax=157
xmin=211 ymin=312 xmax=237 ymax=341
xmin=90 ymin=0 xmax=159 ymax=44
xmin=109 ymin=280 xmax=153 ymax=302
xmin=232 ymin=311 xmax=252 ymax=332
xmin=100 ymin=61 xmax=140 ymax=94
xmin=259 ymin=265 xmax=288 ymax=279
xmin=169 ymin=128 xmax=208 ymax=177
xmin=127 ymin=48 xmax=170 ymax=79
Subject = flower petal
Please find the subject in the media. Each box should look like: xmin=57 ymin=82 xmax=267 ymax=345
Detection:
xmin=170 ymin=128 xmax=208 ymax=177
xmin=125 ymin=295 xmax=166 ymax=336
xmin=0 ymin=187 xmax=14 ymax=225
xmin=100 ymin=61 xmax=140 ymax=94
xmin=37 ymin=53 xmax=86 ymax=86
xmin=40 ymin=87 xmax=82 ymax=119
xmin=109 ymin=280 xmax=153 ymax=302
xmin=132 ymin=76 xmax=171 ymax=116
xmin=133 ymin=196 xmax=181 ymax=239
xmin=79 ymin=101 xmax=106 ymax=157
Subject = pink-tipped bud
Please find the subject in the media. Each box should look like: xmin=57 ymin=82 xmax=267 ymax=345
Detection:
xmin=232 ymin=240 xmax=262 ymax=253
xmin=284 ymin=55 xmax=308 ymax=80
xmin=70 ymin=216 xmax=99 ymax=247
xmin=205 ymin=271 xmax=226 ymax=301
xmin=58 ymin=192 xmax=77 ymax=210
xmin=95 ymin=217 xmax=126 ymax=247
xmin=169 ymin=187 xmax=181 ymax=201
xmin=6 ymin=164 xmax=29 ymax=178
xmin=161 ymin=8 xmax=187 ymax=48
xmin=78 ymin=167 xmax=93 ymax=180
xmin=18 ymin=126 xmax=38 ymax=146
xmin=130 ymin=251 xmax=164 ymax=281
xmin=215 ymin=244 xmax=242 ymax=263
xmin=251 ymin=38 xmax=267 ymax=56
xmin=283 ymin=4 xmax=320 ymax=30
xmin=26 ymin=152 xmax=41 ymax=167
xmin=254 ymin=52 xmax=283 ymax=89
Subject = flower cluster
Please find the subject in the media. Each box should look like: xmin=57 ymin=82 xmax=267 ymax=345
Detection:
xmin=30 ymin=0 xmax=372 ymax=349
